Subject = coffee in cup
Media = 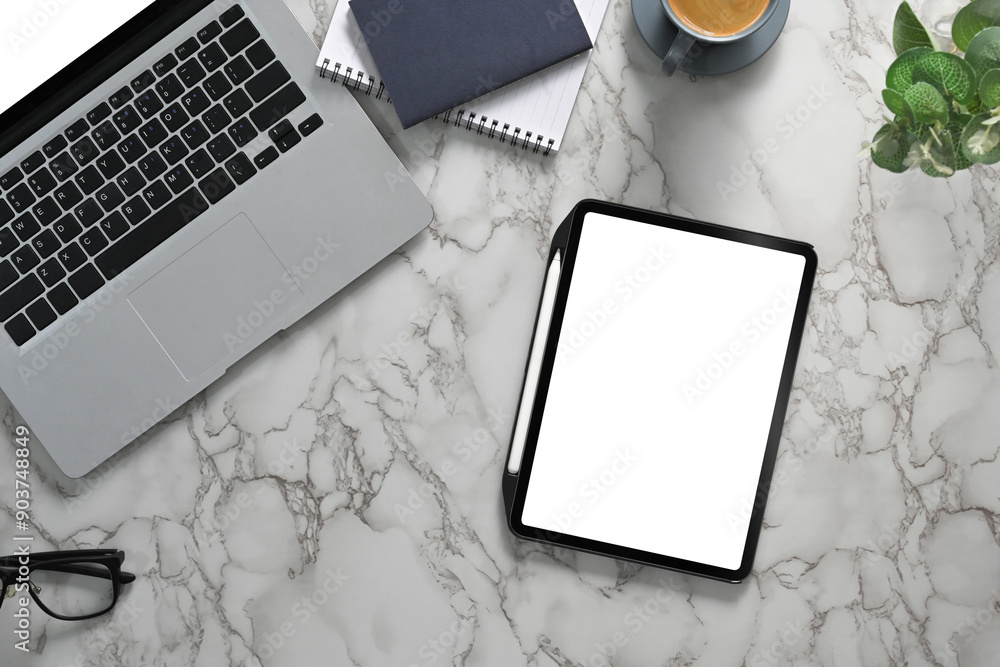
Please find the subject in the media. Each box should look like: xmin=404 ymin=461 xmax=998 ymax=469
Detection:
xmin=658 ymin=0 xmax=777 ymax=75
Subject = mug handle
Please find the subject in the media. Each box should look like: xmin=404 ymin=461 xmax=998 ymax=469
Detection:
xmin=661 ymin=31 xmax=696 ymax=76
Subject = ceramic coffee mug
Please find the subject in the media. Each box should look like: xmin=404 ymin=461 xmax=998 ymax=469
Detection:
xmin=659 ymin=0 xmax=778 ymax=75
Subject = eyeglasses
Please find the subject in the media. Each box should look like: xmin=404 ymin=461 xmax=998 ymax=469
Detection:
xmin=0 ymin=550 xmax=136 ymax=621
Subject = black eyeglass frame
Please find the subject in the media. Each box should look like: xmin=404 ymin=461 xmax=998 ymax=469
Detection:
xmin=0 ymin=549 xmax=136 ymax=621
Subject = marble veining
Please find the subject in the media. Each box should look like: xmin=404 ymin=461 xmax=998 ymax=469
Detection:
xmin=2 ymin=0 xmax=1000 ymax=665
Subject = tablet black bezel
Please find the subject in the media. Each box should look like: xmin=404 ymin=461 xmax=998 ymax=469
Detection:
xmin=506 ymin=200 xmax=817 ymax=582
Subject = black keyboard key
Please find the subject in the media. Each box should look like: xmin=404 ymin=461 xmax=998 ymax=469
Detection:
xmin=153 ymin=53 xmax=178 ymax=78
xmin=21 ymin=152 xmax=44 ymax=175
xmin=117 ymin=134 xmax=147 ymax=164
xmin=207 ymin=134 xmax=237 ymax=162
xmin=1 ymin=167 xmax=23 ymax=190
xmin=0 ymin=227 xmax=18 ymax=256
xmin=96 ymin=183 xmax=125 ymax=212
xmin=74 ymin=199 xmax=104 ymax=227
xmin=185 ymin=149 xmax=214 ymax=178
xmin=204 ymin=71 xmax=233 ymax=101
xmin=109 ymin=86 xmax=134 ymax=109
xmin=54 ymin=181 xmax=83 ymax=210
xmin=225 ymin=56 xmax=253 ymax=86
xmin=50 ymin=152 xmax=79 ymax=181
xmin=0 ymin=274 xmax=43 ymax=321
xmin=27 ymin=168 xmax=57 ymax=196
xmin=225 ymin=152 xmax=256 ymax=185
xmin=159 ymin=137 xmax=190 ymax=165
xmin=199 ymin=168 xmax=235 ymax=205
xmin=113 ymin=105 xmax=142 ymax=134
xmin=12 ymin=245 xmax=40 ymax=274
xmin=65 ymin=119 xmax=90 ymax=142
xmin=160 ymin=104 xmax=189 ymax=133
xmin=220 ymin=5 xmax=245 ymax=28
xmin=165 ymin=165 xmax=194 ymax=194
xmin=31 ymin=230 xmax=60 ymax=260
xmin=155 ymin=74 xmax=185 ymax=103
xmin=80 ymin=228 xmax=109 ymax=257
xmin=176 ymin=37 xmax=200 ymax=61
xmin=87 ymin=102 xmax=112 ymax=125
xmin=203 ymin=105 xmax=231 ymax=134
xmin=268 ymin=119 xmax=292 ymax=141
xmin=43 ymin=136 xmax=68 ymax=158
xmin=0 ymin=201 xmax=13 ymax=225
xmin=181 ymin=120 xmax=210 ymax=149
xmin=26 ymin=299 xmax=56 ymax=331
xmin=53 ymin=215 xmax=82 ymax=243
xmin=275 ymin=128 xmax=300 ymax=153
xmin=177 ymin=60 xmax=207 ymax=87
xmin=99 ymin=212 xmax=130 ymax=241
xmin=0 ymin=261 xmax=16 ymax=291
xmin=122 ymin=196 xmax=151 ymax=225
xmin=11 ymin=213 xmax=40 ymax=241
xmin=5 ymin=315 xmax=34 ymax=346
xmin=135 ymin=91 xmax=165 ymax=119
xmin=223 ymin=89 xmax=252 ymax=118
xmin=299 ymin=113 xmax=323 ymax=137
xmin=142 ymin=181 xmax=172 ymax=210
xmin=117 ymin=167 xmax=145 ymax=197
xmin=246 ymin=41 xmax=275 ymax=69
xmin=139 ymin=118 xmax=168 ymax=147
xmin=250 ymin=82 xmax=305 ymax=131
xmin=181 ymin=87 xmax=210 ymax=116
xmin=228 ymin=117 xmax=257 ymax=147
xmin=7 ymin=183 xmax=36 ymax=213
xmin=198 ymin=43 xmax=228 ymax=72
xmin=96 ymin=150 xmax=126 ymax=179
xmin=70 ymin=137 xmax=100 ymax=166
xmin=138 ymin=152 xmax=168 ymax=180
xmin=92 ymin=121 xmax=122 ymax=151
xmin=221 ymin=19 xmax=260 ymax=56
xmin=37 ymin=257 xmax=66 ymax=287
xmin=74 ymin=165 xmax=103 ymax=195
xmin=131 ymin=70 xmax=156 ymax=93
xmin=59 ymin=242 xmax=86 ymax=272
xmin=49 ymin=283 xmax=79 ymax=315
xmin=96 ymin=187 xmax=209 ymax=279
xmin=247 ymin=62 xmax=290 ymax=103
xmin=69 ymin=264 xmax=104 ymax=299
xmin=198 ymin=21 xmax=222 ymax=44
xmin=32 ymin=196 xmax=61 ymax=226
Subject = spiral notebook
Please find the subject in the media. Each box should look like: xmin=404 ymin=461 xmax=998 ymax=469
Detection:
xmin=315 ymin=0 xmax=611 ymax=155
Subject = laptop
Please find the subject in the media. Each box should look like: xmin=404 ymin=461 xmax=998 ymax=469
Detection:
xmin=0 ymin=0 xmax=432 ymax=477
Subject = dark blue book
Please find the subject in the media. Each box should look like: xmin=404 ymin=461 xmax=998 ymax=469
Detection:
xmin=349 ymin=0 xmax=593 ymax=129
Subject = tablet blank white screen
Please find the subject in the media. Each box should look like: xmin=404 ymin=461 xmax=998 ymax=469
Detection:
xmin=521 ymin=212 xmax=805 ymax=570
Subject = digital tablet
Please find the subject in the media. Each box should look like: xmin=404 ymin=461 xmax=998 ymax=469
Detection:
xmin=502 ymin=200 xmax=817 ymax=582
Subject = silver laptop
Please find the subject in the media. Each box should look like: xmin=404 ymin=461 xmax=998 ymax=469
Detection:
xmin=0 ymin=0 xmax=432 ymax=477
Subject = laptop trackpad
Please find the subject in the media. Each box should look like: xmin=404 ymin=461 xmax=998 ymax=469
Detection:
xmin=128 ymin=213 xmax=303 ymax=381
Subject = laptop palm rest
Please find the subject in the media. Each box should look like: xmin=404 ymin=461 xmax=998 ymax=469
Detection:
xmin=127 ymin=213 xmax=304 ymax=381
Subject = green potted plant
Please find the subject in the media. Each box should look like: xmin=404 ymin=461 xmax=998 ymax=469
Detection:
xmin=866 ymin=0 xmax=1000 ymax=176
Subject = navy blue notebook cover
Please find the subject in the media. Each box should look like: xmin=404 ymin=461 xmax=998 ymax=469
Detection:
xmin=349 ymin=0 xmax=593 ymax=129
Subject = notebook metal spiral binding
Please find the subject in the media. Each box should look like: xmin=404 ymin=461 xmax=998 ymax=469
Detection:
xmin=319 ymin=58 xmax=554 ymax=156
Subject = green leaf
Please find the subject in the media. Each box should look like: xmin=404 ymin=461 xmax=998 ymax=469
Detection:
xmin=953 ymin=0 xmax=1000 ymax=53
xmin=883 ymin=88 xmax=917 ymax=124
xmin=904 ymin=81 xmax=950 ymax=124
xmin=870 ymin=123 xmax=914 ymax=173
xmin=893 ymin=2 xmax=939 ymax=55
xmin=919 ymin=131 xmax=957 ymax=177
xmin=967 ymin=93 xmax=987 ymax=113
xmin=887 ymin=47 xmax=934 ymax=93
xmin=944 ymin=119 xmax=975 ymax=170
xmin=960 ymin=113 xmax=1000 ymax=163
xmin=980 ymin=68 xmax=1000 ymax=106
xmin=912 ymin=51 xmax=979 ymax=104
xmin=965 ymin=27 xmax=1000 ymax=77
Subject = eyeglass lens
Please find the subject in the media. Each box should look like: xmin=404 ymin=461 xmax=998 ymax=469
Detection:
xmin=30 ymin=563 xmax=115 ymax=618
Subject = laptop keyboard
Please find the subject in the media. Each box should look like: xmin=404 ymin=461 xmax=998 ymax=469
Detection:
xmin=0 ymin=5 xmax=324 ymax=347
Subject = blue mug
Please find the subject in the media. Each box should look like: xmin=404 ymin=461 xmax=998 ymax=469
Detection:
xmin=659 ymin=0 xmax=779 ymax=75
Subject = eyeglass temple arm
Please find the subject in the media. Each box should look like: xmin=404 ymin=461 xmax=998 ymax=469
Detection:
xmin=20 ymin=563 xmax=136 ymax=584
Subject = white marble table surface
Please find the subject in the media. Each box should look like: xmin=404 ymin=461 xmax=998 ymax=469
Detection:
xmin=3 ymin=0 xmax=1000 ymax=665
